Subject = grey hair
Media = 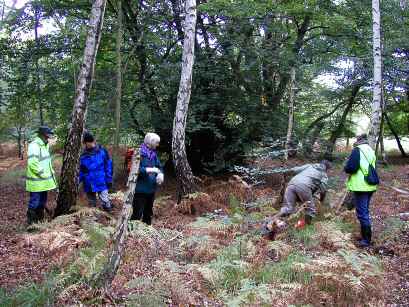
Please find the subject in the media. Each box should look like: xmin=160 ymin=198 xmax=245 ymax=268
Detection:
xmin=144 ymin=132 xmax=160 ymax=147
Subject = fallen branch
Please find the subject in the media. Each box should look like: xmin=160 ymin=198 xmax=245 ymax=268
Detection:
xmin=93 ymin=149 xmax=140 ymax=289
xmin=389 ymin=185 xmax=409 ymax=195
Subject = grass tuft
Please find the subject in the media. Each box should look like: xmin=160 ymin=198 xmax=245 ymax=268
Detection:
xmin=252 ymin=252 xmax=312 ymax=284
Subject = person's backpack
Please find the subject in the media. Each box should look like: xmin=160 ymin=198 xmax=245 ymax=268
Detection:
xmin=359 ymin=149 xmax=380 ymax=185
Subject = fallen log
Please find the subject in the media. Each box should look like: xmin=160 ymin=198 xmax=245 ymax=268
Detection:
xmin=94 ymin=149 xmax=140 ymax=289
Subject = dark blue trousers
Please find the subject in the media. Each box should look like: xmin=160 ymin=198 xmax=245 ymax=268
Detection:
xmin=354 ymin=191 xmax=374 ymax=227
xmin=28 ymin=191 xmax=48 ymax=209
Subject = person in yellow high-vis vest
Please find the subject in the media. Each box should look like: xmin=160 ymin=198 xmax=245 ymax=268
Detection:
xmin=26 ymin=126 xmax=57 ymax=225
xmin=344 ymin=134 xmax=378 ymax=247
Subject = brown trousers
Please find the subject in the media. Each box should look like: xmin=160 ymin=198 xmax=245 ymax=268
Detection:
xmin=280 ymin=184 xmax=316 ymax=217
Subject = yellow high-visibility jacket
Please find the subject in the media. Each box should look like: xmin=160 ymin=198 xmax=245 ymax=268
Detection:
xmin=26 ymin=136 xmax=57 ymax=192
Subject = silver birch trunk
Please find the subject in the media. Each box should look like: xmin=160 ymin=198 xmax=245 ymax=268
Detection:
xmin=284 ymin=67 xmax=296 ymax=161
xmin=368 ymin=0 xmax=382 ymax=148
xmin=172 ymin=0 xmax=197 ymax=202
xmin=54 ymin=0 xmax=107 ymax=217
xmin=33 ymin=4 xmax=44 ymax=125
xmin=113 ymin=0 xmax=123 ymax=150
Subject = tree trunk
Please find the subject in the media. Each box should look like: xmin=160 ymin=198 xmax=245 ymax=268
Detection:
xmin=94 ymin=150 xmax=140 ymax=288
xmin=384 ymin=111 xmax=408 ymax=157
xmin=304 ymin=122 xmax=324 ymax=156
xmin=113 ymin=0 xmax=123 ymax=150
xmin=17 ymin=127 xmax=23 ymax=160
xmin=54 ymin=0 xmax=107 ymax=217
xmin=368 ymin=0 xmax=383 ymax=148
xmin=324 ymin=82 xmax=361 ymax=159
xmin=284 ymin=67 xmax=296 ymax=160
xmin=376 ymin=111 xmax=387 ymax=162
xmin=33 ymin=4 xmax=44 ymax=125
xmin=172 ymin=0 xmax=197 ymax=203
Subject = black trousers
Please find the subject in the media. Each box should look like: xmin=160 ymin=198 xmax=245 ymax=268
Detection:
xmin=131 ymin=193 xmax=155 ymax=225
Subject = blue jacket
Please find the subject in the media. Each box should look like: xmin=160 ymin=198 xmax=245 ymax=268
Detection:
xmin=344 ymin=147 xmax=360 ymax=174
xmin=135 ymin=154 xmax=162 ymax=194
xmin=79 ymin=145 xmax=113 ymax=192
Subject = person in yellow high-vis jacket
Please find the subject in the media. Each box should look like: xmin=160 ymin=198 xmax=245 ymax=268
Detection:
xmin=344 ymin=134 xmax=378 ymax=247
xmin=26 ymin=126 xmax=57 ymax=225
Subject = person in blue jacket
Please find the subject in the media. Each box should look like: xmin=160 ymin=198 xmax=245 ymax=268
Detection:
xmin=79 ymin=132 xmax=113 ymax=212
xmin=131 ymin=132 xmax=164 ymax=225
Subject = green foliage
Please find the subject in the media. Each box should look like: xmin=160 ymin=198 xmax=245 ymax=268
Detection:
xmin=1 ymin=0 xmax=408 ymax=170
xmin=252 ymin=252 xmax=312 ymax=284
xmin=287 ymin=225 xmax=318 ymax=248
xmin=332 ymin=217 xmax=354 ymax=234
xmin=378 ymin=217 xmax=408 ymax=243
xmin=228 ymin=194 xmax=245 ymax=216
xmin=337 ymin=250 xmax=383 ymax=276
xmin=0 ymin=270 xmax=58 ymax=307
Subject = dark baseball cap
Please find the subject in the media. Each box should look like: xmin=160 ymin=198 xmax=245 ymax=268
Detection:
xmin=38 ymin=126 xmax=54 ymax=136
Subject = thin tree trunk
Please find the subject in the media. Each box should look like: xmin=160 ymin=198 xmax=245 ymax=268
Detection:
xmin=94 ymin=150 xmax=140 ymax=288
xmin=284 ymin=67 xmax=296 ymax=160
xmin=1 ymin=1 xmax=5 ymax=22
xmin=376 ymin=111 xmax=387 ymax=162
xmin=113 ymin=0 xmax=123 ymax=150
xmin=368 ymin=0 xmax=383 ymax=148
xmin=17 ymin=127 xmax=22 ymax=160
xmin=54 ymin=0 xmax=107 ymax=217
xmin=325 ymin=82 xmax=361 ymax=159
xmin=384 ymin=111 xmax=408 ymax=157
xmin=172 ymin=0 xmax=197 ymax=203
xmin=33 ymin=4 xmax=44 ymax=125
xmin=304 ymin=122 xmax=324 ymax=156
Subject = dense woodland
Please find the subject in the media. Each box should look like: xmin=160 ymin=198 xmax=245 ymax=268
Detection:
xmin=1 ymin=0 xmax=408 ymax=170
xmin=1 ymin=0 xmax=409 ymax=306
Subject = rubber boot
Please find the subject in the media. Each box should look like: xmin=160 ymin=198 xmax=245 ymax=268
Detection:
xmin=358 ymin=225 xmax=371 ymax=248
xmin=304 ymin=215 xmax=313 ymax=225
xmin=35 ymin=207 xmax=45 ymax=222
xmin=27 ymin=208 xmax=38 ymax=225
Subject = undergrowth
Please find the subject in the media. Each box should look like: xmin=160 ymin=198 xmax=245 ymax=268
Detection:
xmin=0 ymin=168 xmax=25 ymax=186
xmin=287 ymin=225 xmax=317 ymax=248
xmin=0 ymin=270 xmax=59 ymax=307
xmin=379 ymin=217 xmax=408 ymax=243
xmin=0 ymin=212 xmax=114 ymax=306
xmin=252 ymin=252 xmax=312 ymax=284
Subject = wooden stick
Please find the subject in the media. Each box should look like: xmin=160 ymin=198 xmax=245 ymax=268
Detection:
xmin=94 ymin=149 xmax=140 ymax=289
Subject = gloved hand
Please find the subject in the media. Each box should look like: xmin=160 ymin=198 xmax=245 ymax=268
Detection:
xmin=156 ymin=173 xmax=164 ymax=185
xmin=146 ymin=167 xmax=160 ymax=174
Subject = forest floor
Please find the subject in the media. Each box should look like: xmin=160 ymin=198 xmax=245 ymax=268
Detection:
xmin=0 ymin=147 xmax=408 ymax=306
